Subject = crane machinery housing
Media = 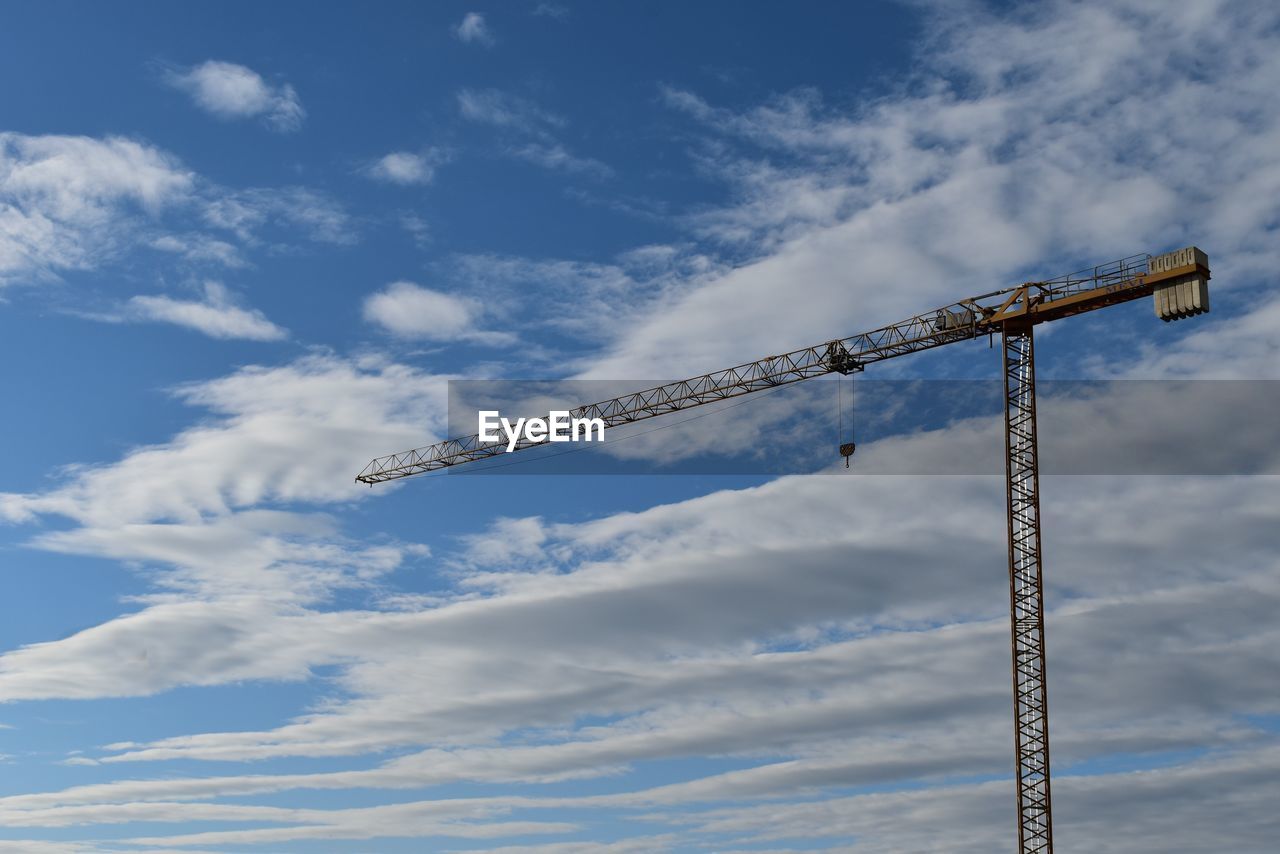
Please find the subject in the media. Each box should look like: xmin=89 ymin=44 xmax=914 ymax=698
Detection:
xmin=358 ymin=246 xmax=1213 ymax=854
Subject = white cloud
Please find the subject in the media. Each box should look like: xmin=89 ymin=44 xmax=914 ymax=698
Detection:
xmin=365 ymin=150 xmax=440 ymax=186
xmin=126 ymin=281 xmax=287 ymax=341
xmin=637 ymin=745 xmax=1280 ymax=853
xmin=0 ymin=353 xmax=447 ymax=529
xmin=0 ymin=133 xmax=193 ymax=284
xmin=584 ymin=1 xmax=1280 ymax=381
xmin=165 ymin=60 xmax=306 ymax=132
xmin=0 ymin=336 xmax=1276 ymax=842
xmin=1094 ymin=289 xmax=1280 ymax=380
xmin=0 ymin=466 xmax=1275 ymax=850
xmin=363 ymin=280 xmax=511 ymax=344
xmin=454 ymin=12 xmax=495 ymax=46
xmin=4 ymin=466 xmax=1272 ymax=750
xmin=0 ymin=352 xmax=442 ymax=701
xmin=0 ymin=133 xmax=355 ymax=292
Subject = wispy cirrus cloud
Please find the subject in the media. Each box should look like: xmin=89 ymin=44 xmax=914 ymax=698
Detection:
xmin=149 ymin=232 xmax=245 ymax=267
xmin=457 ymin=88 xmax=564 ymax=134
xmin=508 ymin=142 xmax=613 ymax=178
xmin=400 ymin=212 xmax=432 ymax=249
xmin=445 ymin=250 xmax=704 ymax=347
xmin=164 ymin=60 xmax=306 ymax=132
xmin=0 ymin=131 xmax=356 ymax=294
xmin=202 ymin=186 xmax=356 ymax=245
xmin=0 ymin=132 xmax=193 ymax=285
xmin=456 ymin=89 xmax=612 ymax=180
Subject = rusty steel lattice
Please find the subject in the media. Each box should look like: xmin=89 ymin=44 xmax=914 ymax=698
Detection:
xmin=1002 ymin=324 xmax=1053 ymax=853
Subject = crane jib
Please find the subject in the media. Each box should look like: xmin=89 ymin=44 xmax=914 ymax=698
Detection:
xmin=356 ymin=248 xmax=1209 ymax=484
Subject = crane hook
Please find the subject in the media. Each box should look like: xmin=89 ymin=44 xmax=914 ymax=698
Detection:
xmin=838 ymin=374 xmax=856 ymax=468
xmin=840 ymin=441 xmax=856 ymax=467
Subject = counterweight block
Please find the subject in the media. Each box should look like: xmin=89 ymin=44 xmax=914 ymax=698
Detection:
xmin=1151 ymin=246 xmax=1210 ymax=322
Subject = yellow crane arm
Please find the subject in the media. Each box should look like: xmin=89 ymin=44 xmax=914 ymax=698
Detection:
xmin=356 ymin=247 xmax=1209 ymax=484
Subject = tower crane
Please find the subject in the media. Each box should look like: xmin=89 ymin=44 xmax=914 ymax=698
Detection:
xmin=357 ymin=246 xmax=1212 ymax=854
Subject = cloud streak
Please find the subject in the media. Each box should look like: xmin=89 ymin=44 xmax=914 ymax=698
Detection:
xmin=126 ymin=281 xmax=287 ymax=340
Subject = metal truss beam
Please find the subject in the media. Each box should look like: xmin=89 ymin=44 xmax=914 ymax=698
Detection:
xmin=357 ymin=252 xmax=1200 ymax=483
xmin=1002 ymin=323 xmax=1053 ymax=853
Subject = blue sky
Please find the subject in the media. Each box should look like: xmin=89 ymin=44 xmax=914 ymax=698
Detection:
xmin=1 ymin=1 xmax=1278 ymax=851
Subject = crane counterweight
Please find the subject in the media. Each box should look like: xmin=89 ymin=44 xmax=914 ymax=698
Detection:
xmin=1150 ymin=247 xmax=1211 ymax=322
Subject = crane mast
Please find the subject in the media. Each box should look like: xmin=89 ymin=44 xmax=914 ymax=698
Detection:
xmin=358 ymin=246 xmax=1212 ymax=854
xmin=1003 ymin=323 xmax=1052 ymax=851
